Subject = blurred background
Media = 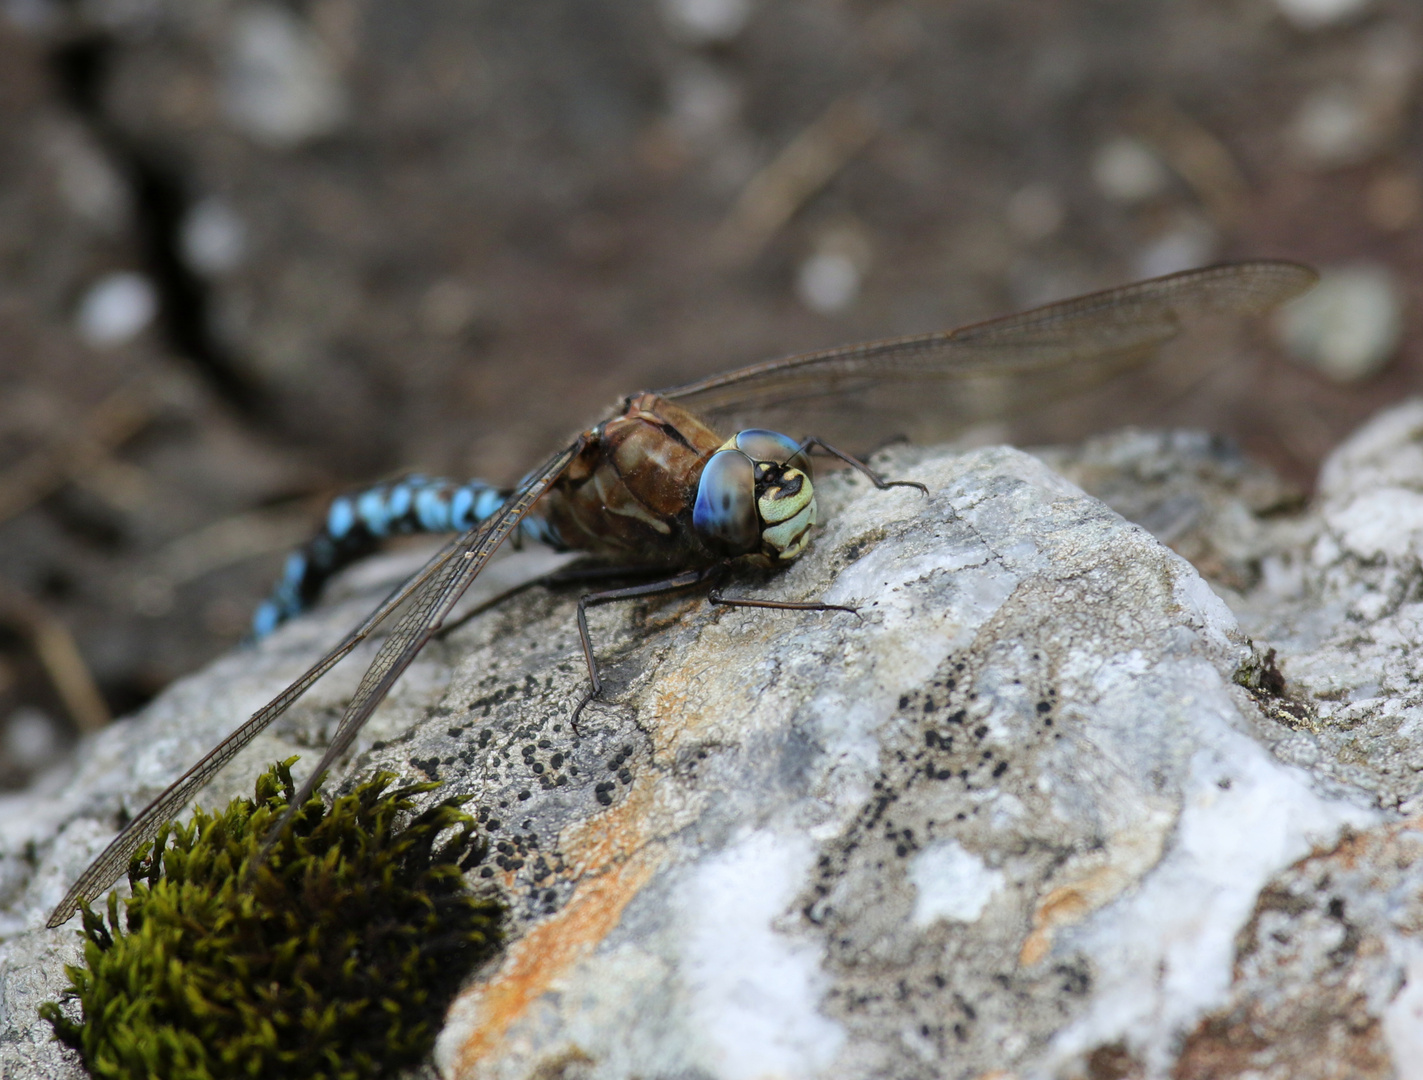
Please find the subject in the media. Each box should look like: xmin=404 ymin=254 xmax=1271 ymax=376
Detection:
xmin=0 ymin=0 xmax=1418 ymax=787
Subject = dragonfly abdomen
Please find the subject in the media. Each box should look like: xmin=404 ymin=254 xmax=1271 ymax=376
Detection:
xmin=252 ymin=476 xmax=562 ymax=638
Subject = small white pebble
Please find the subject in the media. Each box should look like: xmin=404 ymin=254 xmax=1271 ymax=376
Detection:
xmin=1277 ymin=264 xmax=1403 ymax=382
xmin=223 ymin=3 xmax=346 ymax=148
xmin=76 ymin=271 xmax=158 ymax=347
xmin=1290 ymin=86 xmax=1374 ymax=167
xmin=181 ymin=197 xmax=246 ymax=275
xmin=1135 ymin=217 xmax=1217 ymax=279
xmin=3 ymin=707 xmax=61 ymax=771
xmin=1092 ymin=136 xmax=1169 ymax=205
xmin=796 ymin=251 xmax=861 ymax=315
xmin=660 ymin=0 xmax=752 ymax=44
xmin=1274 ymin=0 xmax=1375 ymax=29
xmin=1005 ymin=182 xmax=1065 ymax=242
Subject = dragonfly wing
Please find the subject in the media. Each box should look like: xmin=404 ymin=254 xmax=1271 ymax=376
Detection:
xmin=659 ymin=261 xmax=1316 ymax=446
xmin=248 ymin=437 xmax=585 ymax=868
xmin=45 ymin=536 xmax=465 ymax=927
xmin=47 ymin=438 xmax=583 ymax=927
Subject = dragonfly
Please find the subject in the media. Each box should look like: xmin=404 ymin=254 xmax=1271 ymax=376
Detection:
xmin=47 ymin=259 xmax=1316 ymax=927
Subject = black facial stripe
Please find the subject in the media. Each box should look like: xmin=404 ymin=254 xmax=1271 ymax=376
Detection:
xmin=771 ymin=474 xmax=802 ymax=498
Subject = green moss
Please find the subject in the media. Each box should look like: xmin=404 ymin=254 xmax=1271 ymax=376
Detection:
xmin=41 ymin=760 xmax=504 ymax=1080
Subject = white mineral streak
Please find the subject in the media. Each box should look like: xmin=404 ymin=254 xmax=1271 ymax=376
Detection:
xmin=909 ymin=840 xmax=1004 ymax=925
xmin=1385 ymin=942 xmax=1423 ymax=1080
xmin=676 ymin=830 xmax=844 ymax=1079
xmin=1040 ymin=728 xmax=1374 ymax=1076
xmin=13 ymin=407 xmax=1423 ymax=1079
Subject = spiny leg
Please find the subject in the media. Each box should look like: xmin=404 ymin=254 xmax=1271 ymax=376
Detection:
xmin=571 ymin=567 xmax=718 ymax=729
xmin=793 ymin=437 xmax=929 ymax=495
xmin=570 ymin=566 xmax=862 ymax=729
xmin=707 ymin=589 xmax=859 ymax=618
xmin=252 ymin=475 xmax=562 ymax=638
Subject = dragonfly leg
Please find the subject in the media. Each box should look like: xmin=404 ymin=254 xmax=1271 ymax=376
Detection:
xmin=794 ymin=438 xmax=929 ymax=495
xmin=571 ymin=566 xmax=718 ymax=729
xmin=707 ymin=589 xmax=860 ymax=619
xmin=252 ymin=475 xmax=562 ymax=639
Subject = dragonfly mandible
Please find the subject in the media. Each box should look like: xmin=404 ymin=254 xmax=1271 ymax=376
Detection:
xmin=47 ymin=260 xmax=1316 ymax=927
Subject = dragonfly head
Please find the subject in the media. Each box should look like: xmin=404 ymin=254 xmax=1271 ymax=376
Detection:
xmin=692 ymin=430 xmax=817 ymax=562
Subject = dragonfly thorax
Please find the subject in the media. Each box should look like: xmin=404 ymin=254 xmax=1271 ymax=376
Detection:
xmin=692 ymin=429 xmax=817 ymax=562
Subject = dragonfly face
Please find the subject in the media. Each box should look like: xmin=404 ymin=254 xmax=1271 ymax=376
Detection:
xmin=693 ymin=430 xmax=817 ymax=562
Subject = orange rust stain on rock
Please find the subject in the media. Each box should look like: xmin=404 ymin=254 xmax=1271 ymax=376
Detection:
xmin=1020 ymin=882 xmax=1093 ymax=967
xmin=453 ymin=847 xmax=661 ymax=1076
xmin=560 ymin=775 xmax=658 ymax=874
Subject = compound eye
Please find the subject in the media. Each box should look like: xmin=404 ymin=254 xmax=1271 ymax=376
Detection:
xmin=693 ymin=450 xmax=759 ymax=555
xmin=733 ymin=429 xmax=811 ymax=477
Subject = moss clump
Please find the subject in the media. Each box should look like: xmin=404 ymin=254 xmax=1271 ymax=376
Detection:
xmin=41 ymin=760 xmax=503 ymax=1080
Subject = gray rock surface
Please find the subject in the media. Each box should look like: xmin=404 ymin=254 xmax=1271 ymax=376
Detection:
xmin=11 ymin=408 xmax=1423 ymax=1077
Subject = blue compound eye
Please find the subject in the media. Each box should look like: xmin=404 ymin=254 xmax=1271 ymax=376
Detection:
xmin=734 ymin=429 xmax=811 ymax=477
xmin=693 ymin=450 xmax=759 ymax=555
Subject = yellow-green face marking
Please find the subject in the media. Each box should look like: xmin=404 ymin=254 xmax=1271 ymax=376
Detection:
xmin=692 ymin=429 xmax=818 ymax=561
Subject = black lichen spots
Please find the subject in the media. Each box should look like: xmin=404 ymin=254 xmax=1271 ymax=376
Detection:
xmin=591 ymin=744 xmax=635 ymax=804
xmin=489 ymin=728 xmax=574 ymax=791
xmin=409 ymin=755 xmax=442 ymax=781
xmin=1035 ymin=687 xmax=1060 ymax=729
xmin=487 ymin=827 xmax=569 ymax=917
xmin=466 ymin=681 xmax=521 ymax=717
xmin=607 ymin=744 xmax=633 ymax=771
xmin=805 ymin=653 xmax=1064 ymax=968
xmin=42 ymin=760 xmax=502 ymax=1080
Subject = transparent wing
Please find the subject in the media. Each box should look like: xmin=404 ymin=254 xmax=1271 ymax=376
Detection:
xmin=658 ymin=261 xmax=1316 ymax=446
xmin=47 ymin=438 xmax=583 ymax=927
xmin=248 ymin=438 xmax=585 ymax=864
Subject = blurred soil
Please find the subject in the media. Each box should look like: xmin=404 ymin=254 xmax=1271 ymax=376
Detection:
xmin=1 ymin=0 xmax=1420 ymax=787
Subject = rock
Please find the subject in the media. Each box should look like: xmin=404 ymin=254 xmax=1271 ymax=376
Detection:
xmin=1277 ymin=264 xmax=1403 ymax=383
xmin=15 ymin=413 xmax=1423 ymax=1077
xmin=1090 ymin=136 xmax=1170 ymax=205
xmin=1051 ymin=406 xmax=1423 ymax=1075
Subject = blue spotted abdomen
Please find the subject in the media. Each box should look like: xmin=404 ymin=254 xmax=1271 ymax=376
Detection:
xmin=252 ymin=475 xmax=562 ymax=638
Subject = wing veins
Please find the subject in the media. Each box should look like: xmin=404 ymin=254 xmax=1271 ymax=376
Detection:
xmin=244 ymin=438 xmax=585 ymax=877
xmin=658 ymin=261 xmax=1316 ymax=413
xmin=47 ymin=439 xmax=580 ymax=926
